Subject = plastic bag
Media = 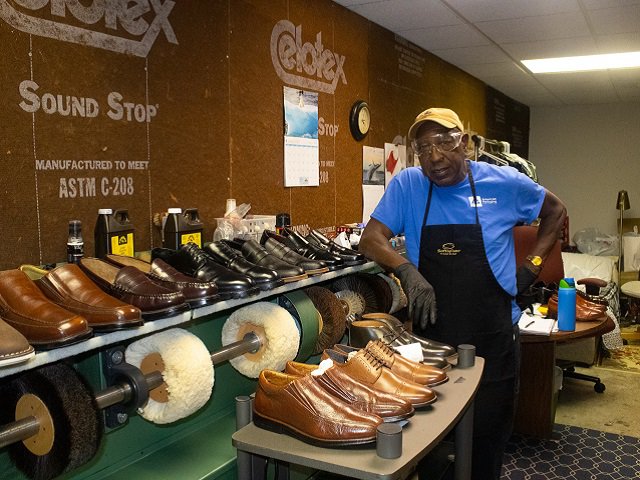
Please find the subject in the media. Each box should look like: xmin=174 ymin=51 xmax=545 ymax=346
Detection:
xmin=573 ymin=228 xmax=619 ymax=256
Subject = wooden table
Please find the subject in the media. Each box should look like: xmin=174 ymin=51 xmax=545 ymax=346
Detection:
xmin=514 ymin=316 xmax=615 ymax=438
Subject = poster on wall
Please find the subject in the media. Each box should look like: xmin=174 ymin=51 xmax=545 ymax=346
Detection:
xmin=384 ymin=143 xmax=406 ymax=188
xmin=362 ymin=146 xmax=384 ymax=224
xmin=283 ymin=86 xmax=319 ymax=187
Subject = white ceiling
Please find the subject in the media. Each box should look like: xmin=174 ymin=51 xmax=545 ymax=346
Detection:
xmin=333 ymin=0 xmax=640 ymax=107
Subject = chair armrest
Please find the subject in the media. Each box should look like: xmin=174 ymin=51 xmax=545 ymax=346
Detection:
xmin=577 ymin=277 xmax=608 ymax=295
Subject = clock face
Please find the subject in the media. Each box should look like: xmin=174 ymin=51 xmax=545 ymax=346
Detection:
xmin=350 ymin=100 xmax=370 ymax=141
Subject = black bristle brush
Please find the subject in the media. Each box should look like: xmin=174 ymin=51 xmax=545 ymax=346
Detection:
xmin=303 ymin=286 xmax=347 ymax=353
xmin=0 ymin=363 xmax=103 ymax=480
xmin=330 ymin=273 xmax=393 ymax=314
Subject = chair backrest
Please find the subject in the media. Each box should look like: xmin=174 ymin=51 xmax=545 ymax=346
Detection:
xmin=513 ymin=225 xmax=564 ymax=284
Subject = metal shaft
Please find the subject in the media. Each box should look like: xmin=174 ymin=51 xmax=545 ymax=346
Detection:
xmin=210 ymin=332 xmax=261 ymax=365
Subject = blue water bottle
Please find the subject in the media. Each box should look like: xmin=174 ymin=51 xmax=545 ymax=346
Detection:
xmin=557 ymin=278 xmax=576 ymax=331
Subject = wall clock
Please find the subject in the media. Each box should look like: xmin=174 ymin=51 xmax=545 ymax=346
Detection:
xmin=349 ymin=100 xmax=370 ymax=141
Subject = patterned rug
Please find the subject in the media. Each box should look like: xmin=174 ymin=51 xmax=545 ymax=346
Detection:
xmin=600 ymin=344 xmax=640 ymax=373
xmin=502 ymin=424 xmax=640 ymax=479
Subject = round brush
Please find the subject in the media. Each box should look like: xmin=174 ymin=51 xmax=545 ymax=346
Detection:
xmin=330 ymin=273 xmax=393 ymax=314
xmin=335 ymin=289 xmax=366 ymax=322
xmin=303 ymin=286 xmax=347 ymax=353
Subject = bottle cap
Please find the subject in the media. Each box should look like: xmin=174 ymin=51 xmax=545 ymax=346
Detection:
xmin=167 ymin=208 xmax=182 ymax=214
xmin=559 ymin=278 xmax=575 ymax=288
xmin=98 ymin=208 xmax=113 ymax=215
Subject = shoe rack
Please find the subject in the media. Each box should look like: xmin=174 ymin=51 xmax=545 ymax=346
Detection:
xmin=0 ymin=263 xmax=377 ymax=480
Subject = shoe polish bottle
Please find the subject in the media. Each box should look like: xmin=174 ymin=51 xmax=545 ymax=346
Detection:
xmin=557 ymin=278 xmax=576 ymax=331
xmin=163 ymin=208 xmax=204 ymax=249
xmin=94 ymin=209 xmax=135 ymax=258
xmin=67 ymin=220 xmax=84 ymax=264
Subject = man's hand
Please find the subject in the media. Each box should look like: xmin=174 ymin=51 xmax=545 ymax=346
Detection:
xmin=394 ymin=262 xmax=437 ymax=329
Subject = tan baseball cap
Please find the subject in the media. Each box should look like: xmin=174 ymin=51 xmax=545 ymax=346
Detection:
xmin=408 ymin=107 xmax=464 ymax=140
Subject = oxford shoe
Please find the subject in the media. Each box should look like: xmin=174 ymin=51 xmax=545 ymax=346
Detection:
xmin=0 ymin=269 xmax=92 ymax=349
xmin=321 ymin=348 xmax=437 ymax=407
xmin=240 ymin=239 xmax=308 ymax=283
xmin=152 ymin=243 xmax=258 ymax=299
xmin=284 ymin=359 xmax=414 ymax=422
xmin=348 ymin=319 xmax=450 ymax=370
xmin=79 ymin=258 xmax=189 ymax=320
xmin=104 ymin=254 xmax=219 ymax=307
xmin=263 ymin=238 xmax=329 ymax=275
xmin=21 ymin=263 xmax=143 ymax=332
xmin=205 ymin=241 xmax=283 ymax=291
xmin=253 ymin=369 xmax=382 ymax=447
xmin=334 ymin=341 xmax=449 ymax=387
xmin=0 ymin=318 xmax=35 ymax=366
xmin=361 ymin=312 xmax=458 ymax=362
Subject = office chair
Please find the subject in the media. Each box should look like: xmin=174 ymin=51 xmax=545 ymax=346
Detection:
xmin=514 ymin=225 xmax=607 ymax=393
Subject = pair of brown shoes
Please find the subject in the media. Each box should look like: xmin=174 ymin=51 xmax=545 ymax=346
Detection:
xmin=547 ymin=290 xmax=608 ymax=322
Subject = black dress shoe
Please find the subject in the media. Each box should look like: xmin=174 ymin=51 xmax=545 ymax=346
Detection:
xmin=306 ymin=230 xmax=367 ymax=266
xmin=260 ymin=229 xmax=289 ymax=246
xmin=240 ymin=239 xmax=308 ymax=283
xmin=263 ymin=238 xmax=329 ymax=276
xmin=205 ymin=241 xmax=283 ymax=291
xmin=281 ymin=228 xmax=345 ymax=270
xmin=151 ymin=243 xmax=258 ymax=299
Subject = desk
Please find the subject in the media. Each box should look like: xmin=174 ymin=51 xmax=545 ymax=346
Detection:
xmin=515 ymin=316 xmax=614 ymax=438
xmin=232 ymin=358 xmax=484 ymax=480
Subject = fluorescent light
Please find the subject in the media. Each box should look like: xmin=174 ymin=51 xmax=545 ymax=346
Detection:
xmin=522 ymin=51 xmax=640 ymax=73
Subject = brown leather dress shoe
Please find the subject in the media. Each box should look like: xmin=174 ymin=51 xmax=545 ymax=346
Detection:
xmin=0 ymin=318 xmax=35 ymax=366
xmin=334 ymin=341 xmax=449 ymax=387
xmin=321 ymin=348 xmax=437 ymax=407
xmin=79 ymin=258 xmax=189 ymax=320
xmin=0 ymin=269 xmax=92 ymax=349
xmin=285 ymin=360 xmax=414 ymax=422
xmin=253 ymin=369 xmax=382 ymax=447
xmin=104 ymin=254 xmax=220 ymax=307
xmin=547 ymin=292 xmax=607 ymax=321
xmin=20 ymin=264 xmax=143 ymax=332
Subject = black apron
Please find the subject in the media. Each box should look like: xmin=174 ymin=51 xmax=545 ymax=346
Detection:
xmin=416 ymin=163 xmax=517 ymax=479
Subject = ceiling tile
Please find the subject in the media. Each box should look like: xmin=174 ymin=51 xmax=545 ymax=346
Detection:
xmin=503 ymin=36 xmax=598 ymax=60
xmin=581 ymin=0 xmax=640 ymax=9
xmin=596 ymin=32 xmax=640 ymax=52
xmin=351 ymin=0 xmax=462 ymax=31
xmin=460 ymin=62 xmax=527 ymax=78
xmin=446 ymin=0 xmax=580 ymax=22
xmin=475 ymin=12 xmax=591 ymax=44
xmin=402 ymin=24 xmax=490 ymax=51
xmin=588 ymin=5 xmax=640 ymax=35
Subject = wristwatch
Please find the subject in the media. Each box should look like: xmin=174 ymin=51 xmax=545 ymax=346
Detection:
xmin=526 ymin=255 xmax=543 ymax=268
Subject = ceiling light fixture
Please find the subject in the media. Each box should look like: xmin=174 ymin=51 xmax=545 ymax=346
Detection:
xmin=522 ymin=51 xmax=640 ymax=73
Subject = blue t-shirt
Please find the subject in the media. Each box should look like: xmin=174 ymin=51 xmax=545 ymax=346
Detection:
xmin=371 ymin=161 xmax=546 ymax=324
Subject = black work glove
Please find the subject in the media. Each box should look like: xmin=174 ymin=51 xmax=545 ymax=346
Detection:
xmin=394 ymin=262 xmax=437 ymax=329
xmin=515 ymin=265 xmax=540 ymax=313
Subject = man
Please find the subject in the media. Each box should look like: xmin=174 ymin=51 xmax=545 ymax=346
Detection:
xmin=359 ymin=107 xmax=566 ymax=479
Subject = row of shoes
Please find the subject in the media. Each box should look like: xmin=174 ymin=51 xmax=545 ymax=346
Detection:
xmin=253 ymin=338 xmax=450 ymax=447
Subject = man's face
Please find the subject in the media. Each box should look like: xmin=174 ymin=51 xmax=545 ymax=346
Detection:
xmin=413 ymin=122 xmax=468 ymax=186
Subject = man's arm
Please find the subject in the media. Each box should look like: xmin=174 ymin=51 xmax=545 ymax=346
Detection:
xmin=358 ymin=218 xmax=410 ymax=271
xmin=528 ymin=190 xmax=567 ymax=260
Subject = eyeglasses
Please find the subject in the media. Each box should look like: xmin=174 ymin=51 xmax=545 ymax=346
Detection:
xmin=412 ymin=132 xmax=463 ymax=159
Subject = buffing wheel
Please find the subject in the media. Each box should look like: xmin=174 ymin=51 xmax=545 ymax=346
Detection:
xmin=0 ymin=363 xmax=102 ymax=480
xmin=221 ymin=302 xmax=299 ymax=378
xmin=378 ymin=272 xmax=407 ymax=314
xmin=125 ymin=328 xmax=214 ymax=424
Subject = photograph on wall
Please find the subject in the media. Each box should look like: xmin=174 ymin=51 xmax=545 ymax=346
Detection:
xmin=384 ymin=143 xmax=406 ymax=188
xmin=283 ymin=86 xmax=319 ymax=187
xmin=362 ymin=145 xmax=384 ymax=185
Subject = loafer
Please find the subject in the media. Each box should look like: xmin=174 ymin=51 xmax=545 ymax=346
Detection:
xmin=285 ymin=359 xmax=414 ymax=422
xmin=253 ymin=369 xmax=382 ymax=447
xmin=240 ymin=239 xmax=307 ymax=283
xmin=79 ymin=258 xmax=190 ymax=320
xmin=362 ymin=312 xmax=458 ymax=362
xmin=348 ymin=319 xmax=450 ymax=370
xmin=280 ymin=228 xmax=345 ymax=270
xmin=0 ymin=318 xmax=35 ymax=367
xmin=104 ymin=254 xmax=220 ymax=307
xmin=205 ymin=241 xmax=283 ymax=291
xmin=333 ymin=342 xmax=448 ymax=387
xmin=0 ymin=269 xmax=92 ymax=349
xmin=263 ymin=238 xmax=329 ymax=275
xmin=306 ymin=230 xmax=367 ymax=266
xmin=321 ymin=348 xmax=437 ymax=408
xmin=151 ymin=243 xmax=258 ymax=299
xmin=547 ymin=292 xmax=607 ymax=321
xmin=21 ymin=263 xmax=143 ymax=332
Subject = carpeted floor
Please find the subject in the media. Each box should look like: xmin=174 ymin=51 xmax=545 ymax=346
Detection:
xmin=599 ymin=344 xmax=640 ymax=373
xmin=502 ymin=424 xmax=640 ymax=480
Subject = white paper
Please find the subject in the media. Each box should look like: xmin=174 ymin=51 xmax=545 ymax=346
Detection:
xmin=362 ymin=184 xmax=384 ymax=224
xmin=393 ymin=342 xmax=424 ymax=363
xmin=518 ymin=311 xmax=556 ymax=335
xmin=384 ymin=143 xmax=407 ymax=188
xmin=362 ymin=146 xmax=384 ymax=185
xmin=283 ymin=87 xmax=319 ymax=187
